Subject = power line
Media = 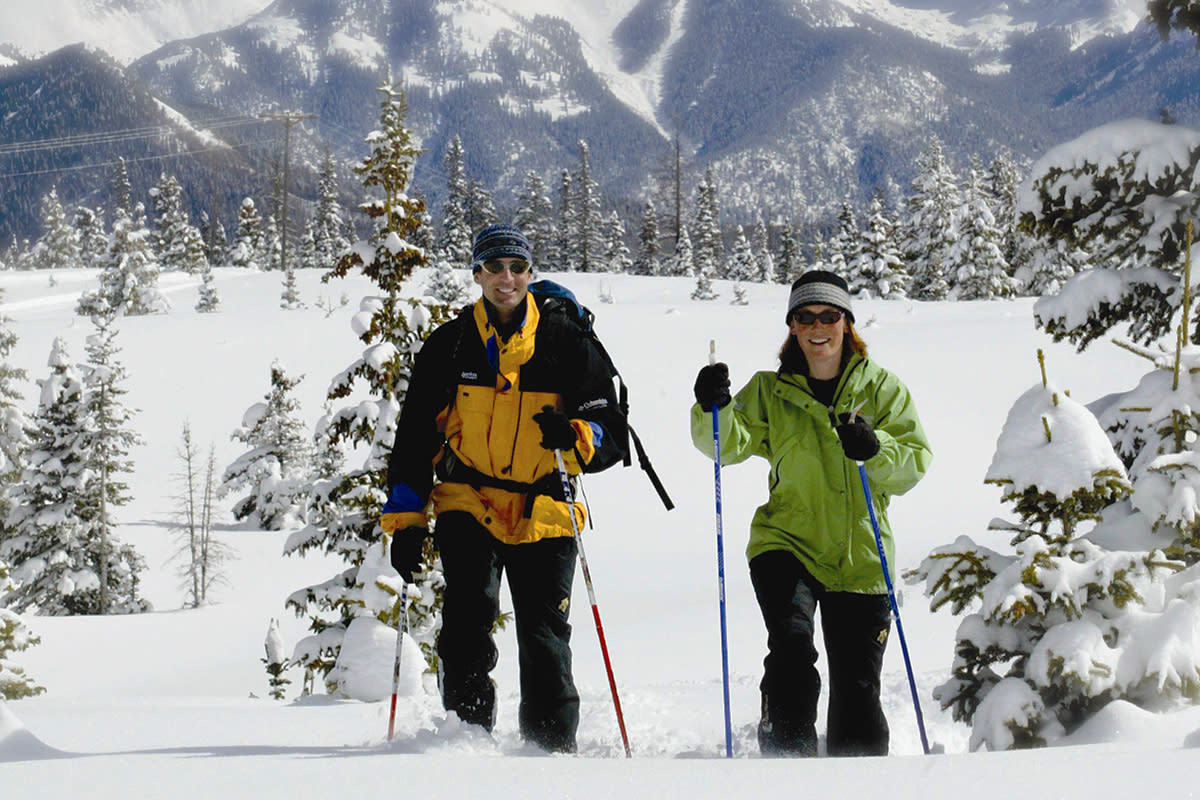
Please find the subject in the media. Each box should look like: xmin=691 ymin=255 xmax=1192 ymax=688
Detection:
xmin=0 ymin=115 xmax=264 ymax=157
xmin=0 ymin=136 xmax=278 ymax=181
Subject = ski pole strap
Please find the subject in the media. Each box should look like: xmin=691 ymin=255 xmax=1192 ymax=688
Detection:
xmin=628 ymin=424 xmax=674 ymax=511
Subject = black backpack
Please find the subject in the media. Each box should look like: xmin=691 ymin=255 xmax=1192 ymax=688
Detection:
xmin=530 ymin=279 xmax=674 ymax=511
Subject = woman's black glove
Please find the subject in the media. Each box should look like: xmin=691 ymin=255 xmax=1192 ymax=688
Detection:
xmin=694 ymin=363 xmax=731 ymax=411
xmin=834 ymin=412 xmax=880 ymax=461
xmin=390 ymin=526 xmax=427 ymax=583
xmin=533 ymin=406 xmax=578 ymax=450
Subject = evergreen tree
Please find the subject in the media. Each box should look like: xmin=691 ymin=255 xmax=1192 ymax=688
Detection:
xmin=689 ymin=225 xmax=718 ymax=301
xmin=285 ymin=83 xmax=451 ymax=692
xmin=280 ymin=265 xmax=302 ymax=310
xmin=0 ymin=292 xmax=30 ymax=547
xmin=33 ymin=185 xmax=79 ymax=271
xmin=1021 ymin=120 xmax=1200 ymax=349
xmin=573 ymin=140 xmax=605 ymax=273
xmin=220 ymin=363 xmax=311 ymax=530
xmin=79 ymin=314 xmax=147 ymax=615
xmin=827 ymin=202 xmax=860 ymax=281
xmin=230 ymin=198 xmax=264 ymax=270
xmin=424 ymin=257 xmax=472 ymax=305
xmin=513 ymin=170 xmax=555 ymax=268
xmin=672 ymin=222 xmax=694 ymax=278
xmin=951 ymin=165 xmax=1017 ymax=300
xmin=902 ymin=135 xmax=959 ymax=300
xmin=776 ymin=224 xmax=801 ymax=284
xmin=602 ymin=211 xmax=632 ymax=274
xmin=262 ymin=216 xmax=282 ymax=272
xmin=77 ymin=204 xmax=169 ymax=317
xmin=632 ymin=199 xmax=661 ymax=276
xmin=311 ymin=148 xmax=351 ymax=271
xmin=262 ymin=617 xmax=291 ymax=700
xmin=1024 ymin=236 xmax=1087 ymax=297
xmin=727 ymin=225 xmax=756 ymax=282
xmin=196 ymin=258 xmax=221 ymax=313
xmin=151 ymin=172 xmax=206 ymax=273
xmin=751 ymin=219 xmax=774 ymax=283
xmin=73 ymin=207 xmax=108 ymax=271
xmin=556 ymin=168 xmax=576 ymax=271
xmin=438 ymin=135 xmax=472 ymax=266
xmin=2 ymin=338 xmax=147 ymax=615
xmin=110 ymin=158 xmax=132 ymax=221
xmin=0 ymin=558 xmax=44 ymax=699
xmin=693 ymin=169 xmax=723 ymax=279
xmin=908 ymin=352 xmax=1196 ymax=750
xmin=466 ymin=178 xmax=498 ymax=234
xmin=988 ymin=150 xmax=1025 ymax=280
xmin=199 ymin=209 xmax=229 ymax=268
xmin=850 ymin=195 xmax=908 ymax=299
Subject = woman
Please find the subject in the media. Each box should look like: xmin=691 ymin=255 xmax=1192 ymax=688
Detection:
xmin=690 ymin=270 xmax=931 ymax=757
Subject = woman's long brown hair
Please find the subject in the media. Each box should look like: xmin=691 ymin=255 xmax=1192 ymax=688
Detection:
xmin=778 ymin=322 xmax=868 ymax=375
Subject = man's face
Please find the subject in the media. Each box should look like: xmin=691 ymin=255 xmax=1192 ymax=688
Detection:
xmin=474 ymin=257 xmax=532 ymax=321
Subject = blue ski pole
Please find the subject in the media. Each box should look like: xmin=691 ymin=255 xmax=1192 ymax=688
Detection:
xmin=856 ymin=460 xmax=930 ymax=755
xmin=709 ymin=341 xmax=733 ymax=758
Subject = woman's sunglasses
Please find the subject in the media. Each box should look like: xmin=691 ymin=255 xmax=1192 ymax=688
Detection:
xmin=791 ymin=309 xmax=844 ymax=326
xmin=480 ymin=258 xmax=531 ymax=275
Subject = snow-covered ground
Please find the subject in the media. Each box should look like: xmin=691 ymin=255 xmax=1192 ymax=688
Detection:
xmin=2 ymin=267 xmax=1200 ymax=797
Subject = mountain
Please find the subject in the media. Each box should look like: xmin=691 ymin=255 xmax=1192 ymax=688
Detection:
xmin=1 ymin=0 xmax=1198 ymax=244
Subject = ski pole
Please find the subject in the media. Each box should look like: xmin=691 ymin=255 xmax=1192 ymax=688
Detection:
xmin=856 ymin=461 xmax=930 ymax=755
xmin=387 ymin=580 xmax=409 ymax=742
xmin=554 ymin=448 xmax=632 ymax=758
xmin=708 ymin=340 xmax=733 ymax=758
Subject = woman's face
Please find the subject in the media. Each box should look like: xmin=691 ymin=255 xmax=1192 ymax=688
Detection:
xmin=788 ymin=304 xmax=847 ymax=377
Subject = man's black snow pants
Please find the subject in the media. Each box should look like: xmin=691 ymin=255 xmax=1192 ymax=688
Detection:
xmin=749 ymin=549 xmax=892 ymax=757
xmin=434 ymin=511 xmax=580 ymax=752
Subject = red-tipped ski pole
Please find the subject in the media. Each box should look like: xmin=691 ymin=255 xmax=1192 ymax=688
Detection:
xmin=555 ymin=448 xmax=632 ymax=757
xmin=387 ymin=581 xmax=409 ymax=742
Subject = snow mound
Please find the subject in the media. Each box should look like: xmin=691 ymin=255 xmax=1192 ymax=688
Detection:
xmin=0 ymin=701 xmax=65 ymax=762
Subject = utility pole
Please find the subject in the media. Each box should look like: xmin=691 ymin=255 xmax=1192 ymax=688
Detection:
xmin=261 ymin=112 xmax=316 ymax=274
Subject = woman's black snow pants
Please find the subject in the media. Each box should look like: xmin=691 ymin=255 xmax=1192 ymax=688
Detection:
xmin=749 ymin=549 xmax=892 ymax=757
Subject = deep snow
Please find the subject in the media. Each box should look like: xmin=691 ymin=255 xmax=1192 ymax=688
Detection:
xmin=2 ymin=268 xmax=1200 ymax=798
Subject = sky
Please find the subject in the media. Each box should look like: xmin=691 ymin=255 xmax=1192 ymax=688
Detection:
xmin=3 ymin=267 xmax=1200 ymax=798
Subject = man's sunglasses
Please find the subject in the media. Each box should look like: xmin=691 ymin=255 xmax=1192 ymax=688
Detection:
xmin=480 ymin=258 xmax=531 ymax=275
xmin=791 ymin=309 xmax=844 ymax=326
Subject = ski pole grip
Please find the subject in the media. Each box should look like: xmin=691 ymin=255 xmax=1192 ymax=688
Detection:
xmin=709 ymin=339 xmax=716 ymax=366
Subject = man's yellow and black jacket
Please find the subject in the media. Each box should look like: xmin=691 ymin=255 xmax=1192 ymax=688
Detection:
xmin=382 ymin=294 xmax=627 ymax=545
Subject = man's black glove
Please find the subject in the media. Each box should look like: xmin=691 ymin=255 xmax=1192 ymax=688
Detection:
xmin=834 ymin=412 xmax=880 ymax=461
xmin=694 ymin=363 xmax=731 ymax=411
xmin=390 ymin=526 xmax=426 ymax=583
xmin=533 ymin=406 xmax=578 ymax=451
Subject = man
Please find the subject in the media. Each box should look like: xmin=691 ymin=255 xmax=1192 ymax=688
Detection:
xmin=380 ymin=223 xmax=627 ymax=752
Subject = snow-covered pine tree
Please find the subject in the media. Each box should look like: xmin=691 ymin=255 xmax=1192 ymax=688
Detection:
xmin=776 ymin=224 xmax=801 ymax=284
xmin=1022 ymin=236 xmax=1087 ymax=298
xmin=573 ymin=140 xmax=605 ymax=273
xmin=262 ymin=617 xmax=291 ymax=700
xmin=556 ymin=168 xmax=576 ymax=271
xmin=151 ymin=173 xmax=206 ymax=274
xmin=220 ymin=363 xmax=311 ymax=530
xmin=0 ymin=292 xmax=30 ymax=546
xmin=673 ymin=222 xmax=695 ymax=279
xmin=0 ymin=558 xmax=44 ymax=699
xmin=312 ymin=148 xmax=351 ymax=271
xmin=424 ymin=257 xmax=472 ymax=305
xmin=906 ymin=352 xmax=1179 ymax=750
xmin=110 ymin=158 xmax=132 ymax=220
xmin=32 ymin=186 xmax=79 ymax=271
xmin=849 ymin=194 xmax=908 ymax=299
xmin=751 ymin=219 xmax=774 ymax=284
xmin=199 ymin=210 xmax=229 ymax=268
xmin=77 ymin=204 xmax=170 ymax=317
xmin=902 ymin=135 xmax=959 ymax=300
xmin=950 ymin=162 xmax=1016 ymax=300
xmin=196 ymin=258 xmax=220 ymax=312
xmin=727 ymin=225 xmax=755 ymax=283
xmin=689 ymin=226 xmax=718 ymax=301
xmin=827 ymin=202 xmax=860 ymax=282
xmin=284 ymin=82 xmax=451 ymax=692
xmin=693 ymin=169 xmax=724 ymax=279
xmin=230 ymin=198 xmax=264 ymax=270
xmin=261 ymin=216 xmax=282 ymax=272
xmin=73 ymin=207 xmax=108 ymax=271
xmin=280 ymin=264 xmax=302 ymax=310
xmin=603 ymin=210 xmax=632 ymax=274
xmin=80 ymin=314 xmax=147 ymax=615
xmin=1020 ymin=119 xmax=1200 ymax=350
xmin=988 ymin=149 xmax=1026 ymax=286
xmin=2 ymin=338 xmax=148 ymax=615
xmin=438 ymin=135 xmax=472 ymax=266
xmin=467 ymin=178 xmax=498 ymax=234
xmin=513 ymin=170 xmax=555 ymax=269
xmin=632 ymin=199 xmax=661 ymax=276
